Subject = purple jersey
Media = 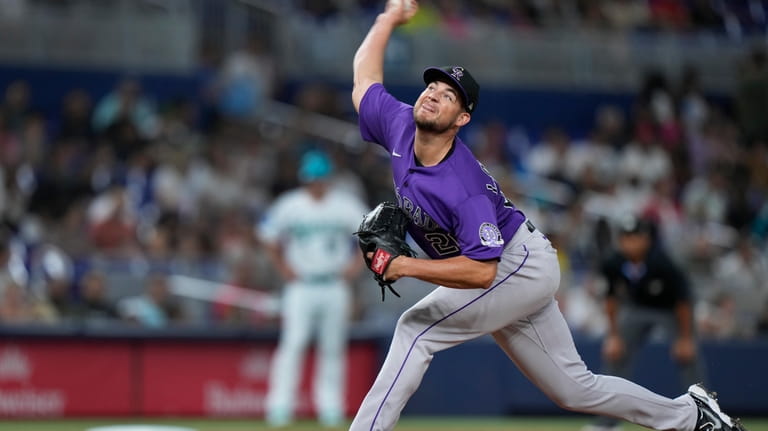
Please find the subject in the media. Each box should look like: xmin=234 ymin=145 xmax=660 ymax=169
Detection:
xmin=359 ymin=83 xmax=526 ymax=260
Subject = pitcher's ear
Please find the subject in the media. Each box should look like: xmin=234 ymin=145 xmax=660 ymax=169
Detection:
xmin=455 ymin=112 xmax=471 ymax=128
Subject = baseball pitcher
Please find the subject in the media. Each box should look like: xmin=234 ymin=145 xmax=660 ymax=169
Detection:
xmin=347 ymin=2 xmax=747 ymax=431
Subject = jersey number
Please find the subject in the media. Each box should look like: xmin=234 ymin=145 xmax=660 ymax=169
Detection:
xmin=425 ymin=232 xmax=460 ymax=256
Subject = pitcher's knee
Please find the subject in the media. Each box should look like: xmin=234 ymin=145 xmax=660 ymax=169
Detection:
xmin=396 ymin=304 xmax=434 ymax=331
xmin=553 ymin=393 xmax=590 ymax=411
xmin=547 ymin=375 xmax=600 ymax=412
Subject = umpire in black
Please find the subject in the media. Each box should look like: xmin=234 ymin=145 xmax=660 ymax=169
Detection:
xmin=586 ymin=215 xmax=706 ymax=431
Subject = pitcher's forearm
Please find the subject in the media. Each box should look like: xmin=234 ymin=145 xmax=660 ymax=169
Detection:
xmin=352 ymin=13 xmax=400 ymax=111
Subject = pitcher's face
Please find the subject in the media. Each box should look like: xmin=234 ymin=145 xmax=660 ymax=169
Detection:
xmin=414 ymin=81 xmax=468 ymax=133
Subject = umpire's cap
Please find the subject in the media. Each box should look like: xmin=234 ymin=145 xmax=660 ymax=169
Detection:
xmin=423 ymin=65 xmax=479 ymax=114
xmin=617 ymin=215 xmax=653 ymax=236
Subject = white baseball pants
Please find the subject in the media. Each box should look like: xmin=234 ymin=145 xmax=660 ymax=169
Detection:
xmin=266 ymin=279 xmax=351 ymax=424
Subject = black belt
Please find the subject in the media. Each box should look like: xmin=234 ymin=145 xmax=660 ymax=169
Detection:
xmin=526 ymin=219 xmax=536 ymax=233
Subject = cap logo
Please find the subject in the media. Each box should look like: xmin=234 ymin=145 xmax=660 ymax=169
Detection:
xmin=450 ymin=66 xmax=464 ymax=81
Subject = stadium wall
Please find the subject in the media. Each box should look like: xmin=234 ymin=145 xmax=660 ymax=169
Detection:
xmin=0 ymin=333 xmax=765 ymax=418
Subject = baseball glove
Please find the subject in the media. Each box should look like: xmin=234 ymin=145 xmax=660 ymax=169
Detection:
xmin=354 ymin=201 xmax=416 ymax=301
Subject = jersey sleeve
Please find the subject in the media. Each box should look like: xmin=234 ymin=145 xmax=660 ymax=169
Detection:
xmin=358 ymin=83 xmax=412 ymax=152
xmin=258 ymin=197 xmax=288 ymax=244
xmin=452 ymin=194 xmax=505 ymax=260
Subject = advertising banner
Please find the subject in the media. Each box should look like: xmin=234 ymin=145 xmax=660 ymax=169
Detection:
xmin=141 ymin=340 xmax=378 ymax=417
xmin=0 ymin=340 xmax=134 ymax=417
xmin=0 ymin=338 xmax=378 ymax=417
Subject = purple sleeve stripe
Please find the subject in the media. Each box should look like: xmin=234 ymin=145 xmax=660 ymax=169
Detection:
xmin=368 ymin=245 xmax=530 ymax=430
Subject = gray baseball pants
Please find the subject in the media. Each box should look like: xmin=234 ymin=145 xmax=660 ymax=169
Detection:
xmin=349 ymin=225 xmax=698 ymax=431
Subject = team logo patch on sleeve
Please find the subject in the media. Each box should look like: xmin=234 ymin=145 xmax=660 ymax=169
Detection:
xmin=479 ymin=223 xmax=504 ymax=247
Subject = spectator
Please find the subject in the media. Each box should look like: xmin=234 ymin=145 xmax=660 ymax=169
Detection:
xmin=155 ymin=97 xmax=202 ymax=149
xmin=566 ymin=106 xmax=625 ymax=192
xmin=0 ymin=164 xmax=28 ymax=228
xmin=688 ymin=0 xmax=724 ymax=32
xmin=57 ymin=88 xmax=94 ymax=142
xmin=75 ymin=269 xmax=119 ymax=324
xmin=188 ymin=142 xmax=256 ymax=213
xmin=469 ymin=120 xmax=528 ymax=175
xmin=526 ymin=126 xmax=572 ymax=185
xmin=1 ymin=239 xmax=54 ymax=325
xmin=92 ymin=77 xmax=159 ymax=140
xmin=637 ymin=70 xmax=683 ymax=152
xmin=214 ymin=34 xmax=276 ymax=118
xmin=26 ymin=138 xmax=91 ymax=221
xmin=736 ymin=47 xmax=768 ymax=148
xmin=1 ymin=80 xmax=31 ymax=133
xmin=617 ymin=131 xmax=672 ymax=189
xmin=677 ymin=66 xmax=710 ymax=140
xmin=142 ymin=221 xmax=176 ymax=264
xmin=649 ymin=0 xmax=691 ymax=32
xmin=577 ymin=0 xmax=609 ymax=29
xmin=47 ymin=198 xmax=92 ymax=260
xmin=0 ymin=111 xmax=21 ymax=169
xmin=102 ymin=117 xmax=149 ymax=162
xmin=0 ymin=282 xmax=39 ymax=324
xmin=682 ymin=165 xmax=728 ymax=224
xmin=640 ymin=176 xmax=686 ymax=259
xmin=118 ymin=273 xmax=182 ymax=328
xmin=436 ymin=0 xmax=472 ymax=37
xmin=0 ymin=228 xmax=27 ymax=296
xmin=602 ymin=0 xmax=651 ymax=32
xmin=87 ymin=183 xmax=139 ymax=257
xmin=724 ymin=162 xmax=756 ymax=231
xmin=32 ymin=246 xmax=77 ymax=321
xmin=696 ymin=291 xmax=738 ymax=340
xmin=18 ymin=112 xmax=47 ymax=172
xmin=711 ymin=232 xmax=768 ymax=338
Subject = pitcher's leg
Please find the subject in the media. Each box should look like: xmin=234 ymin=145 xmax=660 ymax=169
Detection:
xmin=594 ymin=311 xmax=654 ymax=428
xmin=493 ymin=300 xmax=698 ymax=431
xmin=350 ymin=241 xmax=553 ymax=431
xmin=349 ymin=289 xmax=477 ymax=431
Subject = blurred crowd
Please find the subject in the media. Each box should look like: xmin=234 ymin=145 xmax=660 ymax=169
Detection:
xmin=297 ymin=0 xmax=767 ymax=37
xmin=482 ymin=51 xmax=768 ymax=341
xmin=0 ymin=2 xmax=767 ymax=341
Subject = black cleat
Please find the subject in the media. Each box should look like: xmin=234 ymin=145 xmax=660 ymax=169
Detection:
xmin=689 ymin=384 xmax=748 ymax=431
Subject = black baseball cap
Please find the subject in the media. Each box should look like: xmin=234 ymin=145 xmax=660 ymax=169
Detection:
xmin=618 ymin=215 xmax=652 ymax=236
xmin=423 ymin=65 xmax=479 ymax=114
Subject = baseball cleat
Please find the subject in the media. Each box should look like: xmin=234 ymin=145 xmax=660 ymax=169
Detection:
xmin=689 ymin=383 xmax=748 ymax=431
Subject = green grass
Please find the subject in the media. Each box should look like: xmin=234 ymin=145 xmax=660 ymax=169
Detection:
xmin=0 ymin=417 xmax=765 ymax=431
